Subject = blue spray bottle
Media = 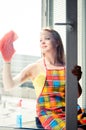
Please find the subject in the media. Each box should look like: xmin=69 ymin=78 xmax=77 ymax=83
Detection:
xmin=16 ymin=99 xmax=22 ymax=128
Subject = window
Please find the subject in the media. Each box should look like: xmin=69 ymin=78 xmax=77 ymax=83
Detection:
xmin=0 ymin=0 xmax=41 ymax=128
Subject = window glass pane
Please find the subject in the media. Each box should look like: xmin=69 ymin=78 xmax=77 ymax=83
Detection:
xmin=0 ymin=0 xmax=41 ymax=128
xmin=53 ymin=0 xmax=66 ymax=53
xmin=78 ymin=0 xmax=86 ymax=108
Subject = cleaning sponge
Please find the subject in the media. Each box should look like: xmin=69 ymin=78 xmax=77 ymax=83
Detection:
xmin=0 ymin=30 xmax=18 ymax=62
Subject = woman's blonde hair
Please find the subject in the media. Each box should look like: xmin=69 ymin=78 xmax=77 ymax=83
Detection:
xmin=41 ymin=27 xmax=65 ymax=65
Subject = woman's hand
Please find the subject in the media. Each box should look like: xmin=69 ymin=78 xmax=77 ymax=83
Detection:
xmin=72 ymin=65 xmax=82 ymax=97
xmin=0 ymin=30 xmax=18 ymax=62
xmin=72 ymin=65 xmax=82 ymax=81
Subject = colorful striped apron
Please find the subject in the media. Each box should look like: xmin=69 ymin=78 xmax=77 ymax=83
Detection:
xmin=36 ymin=64 xmax=66 ymax=130
xmin=36 ymin=62 xmax=86 ymax=130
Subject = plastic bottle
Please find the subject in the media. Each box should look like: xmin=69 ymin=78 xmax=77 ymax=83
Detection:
xmin=16 ymin=99 xmax=22 ymax=128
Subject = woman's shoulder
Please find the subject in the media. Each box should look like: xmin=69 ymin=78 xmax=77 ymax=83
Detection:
xmin=28 ymin=58 xmax=45 ymax=78
xmin=32 ymin=58 xmax=44 ymax=69
xmin=35 ymin=58 xmax=44 ymax=64
xmin=35 ymin=58 xmax=45 ymax=70
xmin=24 ymin=58 xmax=43 ymax=69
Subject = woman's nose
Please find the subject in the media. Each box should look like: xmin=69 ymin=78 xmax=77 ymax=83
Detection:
xmin=41 ymin=40 xmax=45 ymax=44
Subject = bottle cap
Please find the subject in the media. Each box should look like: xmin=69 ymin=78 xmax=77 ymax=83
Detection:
xmin=17 ymin=99 xmax=22 ymax=107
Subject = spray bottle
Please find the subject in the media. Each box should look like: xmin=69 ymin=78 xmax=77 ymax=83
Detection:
xmin=16 ymin=99 xmax=22 ymax=128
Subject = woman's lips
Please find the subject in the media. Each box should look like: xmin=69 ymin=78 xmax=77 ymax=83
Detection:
xmin=41 ymin=45 xmax=47 ymax=48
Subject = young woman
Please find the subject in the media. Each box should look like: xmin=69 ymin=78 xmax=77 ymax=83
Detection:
xmin=0 ymin=28 xmax=86 ymax=130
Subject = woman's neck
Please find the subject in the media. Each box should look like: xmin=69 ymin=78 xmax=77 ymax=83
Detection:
xmin=44 ymin=55 xmax=61 ymax=66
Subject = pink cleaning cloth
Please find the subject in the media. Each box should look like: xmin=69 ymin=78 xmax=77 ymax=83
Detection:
xmin=0 ymin=30 xmax=18 ymax=62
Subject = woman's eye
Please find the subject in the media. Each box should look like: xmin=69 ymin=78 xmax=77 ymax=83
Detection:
xmin=40 ymin=39 xmax=42 ymax=42
xmin=45 ymin=37 xmax=50 ymax=40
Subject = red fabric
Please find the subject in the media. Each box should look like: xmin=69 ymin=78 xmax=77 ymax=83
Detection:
xmin=0 ymin=30 xmax=18 ymax=62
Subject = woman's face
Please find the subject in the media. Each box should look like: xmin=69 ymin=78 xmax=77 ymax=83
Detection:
xmin=40 ymin=30 xmax=57 ymax=55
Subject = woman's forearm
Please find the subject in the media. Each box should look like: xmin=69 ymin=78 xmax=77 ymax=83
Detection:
xmin=2 ymin=62 xmax=16 ymax=90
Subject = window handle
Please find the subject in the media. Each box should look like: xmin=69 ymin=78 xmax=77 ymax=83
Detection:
xmin=54 ymin=22 xmax=74 ymax=31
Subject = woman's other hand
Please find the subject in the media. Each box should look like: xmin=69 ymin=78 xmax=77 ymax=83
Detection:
xmin=72 ymin=65 xmax=82 ymax=81
xmin=72 ymin=65 xmax=82 ymax=97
